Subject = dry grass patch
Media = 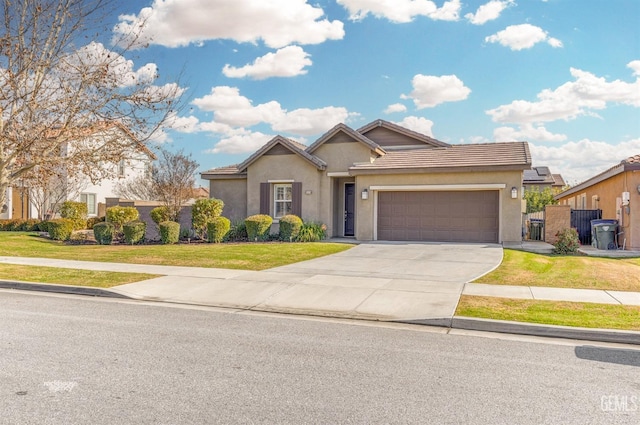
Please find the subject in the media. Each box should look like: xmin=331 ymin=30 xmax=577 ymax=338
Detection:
xmin=456 ymin=295 xmax=640 ymax=331
xmin=475 ymin=249 xmax=640 ymax=292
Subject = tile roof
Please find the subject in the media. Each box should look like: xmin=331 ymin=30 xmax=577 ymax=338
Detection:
xmin=306 ymin=122 xmax=385 ymax=155
xmin=350 ymin=142 xmax=531 ymax=171
xmin=552 ymin=174 xmax=566 ymax=187
xmin=238 ymin=135 xmax=326 ymax=171
xmin=202 ymin=164 xmax=241 ymax=175
xmin=623 ymin=154 xmax=640 ymax=164
xmin=356 ymin=119 xmax=450 ymax=148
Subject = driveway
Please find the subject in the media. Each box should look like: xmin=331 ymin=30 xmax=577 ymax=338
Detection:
xmin=111 ymin=242 xmax=503 ymax=325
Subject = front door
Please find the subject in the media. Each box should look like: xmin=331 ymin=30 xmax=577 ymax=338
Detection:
xmin=344 ymin=183 xmax=355 ymax=236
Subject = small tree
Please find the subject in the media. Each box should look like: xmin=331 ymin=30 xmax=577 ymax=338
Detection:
xmin=192 ymin=198 xmax=224 ymax=240
xmin=153 ymin=149 xmax=199 ymax=221
xmin=524 ymin=187 xmax=558 ymax=213
xmin=59 ymin=201 xmax=88 ymax=230
xmin=106 ymin=206 xmax=139 ymax=233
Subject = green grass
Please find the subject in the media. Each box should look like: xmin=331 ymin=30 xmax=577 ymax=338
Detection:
xmin=474 ymin=249 xmax=640 ymax=292
xmin=456 ymin=295 xmax=640 ymax=331
xmin=0 ymin=232 xmax=353 ymax=271
xmin=0 ymin=264 xmax=158 ymax=288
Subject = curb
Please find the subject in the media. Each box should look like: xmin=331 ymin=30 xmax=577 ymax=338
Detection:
xmin=452 ymin=316 xmax=640 ymax=345
xmin=0 ymin=280 xmax=132 ymax=299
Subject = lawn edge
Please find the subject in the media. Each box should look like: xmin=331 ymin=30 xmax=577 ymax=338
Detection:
xmin=452 ymin=316 xmax=640 ymax=345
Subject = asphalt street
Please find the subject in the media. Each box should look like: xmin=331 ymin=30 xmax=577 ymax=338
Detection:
xmin=1 ymin=290 xmax=639 ymax=424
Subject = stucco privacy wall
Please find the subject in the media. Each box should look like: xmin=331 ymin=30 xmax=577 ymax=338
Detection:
xmin=544 ymin=204 xmax=571 ymax=244
xmin=354 ymin=170 xmax=524 ymax=242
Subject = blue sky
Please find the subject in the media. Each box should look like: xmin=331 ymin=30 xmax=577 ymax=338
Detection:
xmin=107 ymin=0 xmax=639 ymax=185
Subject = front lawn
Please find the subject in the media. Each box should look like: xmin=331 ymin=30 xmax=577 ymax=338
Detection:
xmin=0 ymin=232 xmax=353 ymax=271
xmin=0 ymin=264 xmax=158 ymax=288
xmin=474 ymin=249 xmax=640 ymax=292
xmin=456 ymin=295 xmax=640 ymax=331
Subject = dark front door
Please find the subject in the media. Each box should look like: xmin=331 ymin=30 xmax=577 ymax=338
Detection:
xmin=344 ymin=183 xmax=355 ymax=236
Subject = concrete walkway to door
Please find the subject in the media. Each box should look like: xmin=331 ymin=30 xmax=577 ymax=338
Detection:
xmin=0 ymin=242 xmax=503 ymax=325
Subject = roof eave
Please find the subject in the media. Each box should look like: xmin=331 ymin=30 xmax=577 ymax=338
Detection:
xmin=349 ymin=164 xmax=530 ymax=175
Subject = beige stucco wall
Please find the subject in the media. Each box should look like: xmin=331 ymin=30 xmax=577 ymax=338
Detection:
xmin=354 ymin=170 xmax=525 ymax=243
xmin=544 ymin=204 xmax=571 ymax=244
xmin=313 ymin=141 xmax=373 ymax=172
xmin=209 ymin=178 xmax=247 ymax=222
xmin=247 ymin=153 xmax=325 ymax=222
xmin=556 ymin=171 xmax=640 ymax=250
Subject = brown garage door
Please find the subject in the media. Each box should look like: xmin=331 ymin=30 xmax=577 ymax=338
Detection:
xmin=377 ymin=191 xmax=499 ymax=243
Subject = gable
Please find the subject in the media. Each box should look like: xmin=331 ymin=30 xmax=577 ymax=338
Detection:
xmin=263 ymin=144 xmax=295 ymax=156
xmin=362 ymin=127 xmax=434 ymax=148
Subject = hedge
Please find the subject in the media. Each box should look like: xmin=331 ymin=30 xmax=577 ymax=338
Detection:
xmin=278 ymin=214 xmax=303 ymax=241
xmin=192 ymin=198 xmax=224 ymax=239
xmin=123 ymin=221 xmax=146 ymax=245
xmin=47 ymin=219 xmax=75 ymax=241
xmin=59 ymin=201 xmax=88 ymax=230
xmin=86 ymin=216 xmax=105 ymax=229
xmin=159 ymin=221 xmax=180 ymax=244
xmin=245 ymin=214 xmax=273 ymax=241
xmin=93 ymin=222 xmax=115 ymax=245
xmin=150 ymin=206 xmax=171 ymax=225
xmin=106 ymin=206 xmax=139 ymax=230
xmin=0 ymin=219 xmax=41 ymax=231
xmin=207 ymin=216 xmax=231 ymax=243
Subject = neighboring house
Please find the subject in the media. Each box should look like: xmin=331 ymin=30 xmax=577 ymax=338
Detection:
xmin=0 ymin=124 xmax=155 ymax=220
xmin=523 ymin=166 xmax=566 ymax=192
xmin=555 ymin=154 xmax=640 ymax=250
xmin=202 ymin=119 xmax=531 ymax=243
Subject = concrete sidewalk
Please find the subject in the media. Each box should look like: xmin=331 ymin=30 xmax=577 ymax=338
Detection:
xmin=0 ymin=242 xmax=503 ymax=325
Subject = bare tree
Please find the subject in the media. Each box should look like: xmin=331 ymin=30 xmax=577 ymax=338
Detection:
xmin=114 ymin=174 xmax=159 ymax=201
xmin=0 ymin=0 xmax=184 ymax=211
xmin=154 ymin=149 xmax=198 ymax=221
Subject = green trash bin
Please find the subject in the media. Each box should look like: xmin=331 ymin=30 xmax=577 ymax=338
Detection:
xmin=594 ymin=223 xmax=616 ymax=250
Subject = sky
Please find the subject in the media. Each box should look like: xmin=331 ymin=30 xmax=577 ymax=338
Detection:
xmin=105 ymin=0 xmax=639 ymax=185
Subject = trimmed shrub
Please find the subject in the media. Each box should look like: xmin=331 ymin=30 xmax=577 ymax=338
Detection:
xmin=123 ymin=221 xmax=147 ymax=245
xmin=106 ymin=206 xmax=139 ymax=230
xmin=159 ymin=221 xmax=180 ymax=244
xmin=23 ymin=219 xmax=41 ymax=231
xmin=553 ymin=228 xmax=580 ymax=255
xmin=245 ymin=214 xmax=273 ymax=241
xmin=296 ymin=222 xmax=327 ymax=242
xmin=207 ymin=217 xmax=231 ymax=243
xmin=36 ymin=221 xmax=51 ymax=232
xmin=150 ymin=206 xmax=171 ymax=225
xmin=47 ymin=218 xmax=75 ymax=241
xmin=93 ymin=222 xmax=115 ymax=245
xmin=279 ymin=214 xmax=303 ymax=241
xmin=191 ymin=198 xmax=225 ymax=239
xmin=86 ymin=216 xmax=106 ymax=229
xmin=60 ymin=201 xmax=88 ymax=230
xmin=226 ymin=220 xmax=248 ymax=242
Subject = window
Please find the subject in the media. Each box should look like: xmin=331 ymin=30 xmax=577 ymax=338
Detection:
xmin=117 ymin=159 xmax=126 ymax=177
xmin=591 ymin=195 xmax=599 ymax=210
xmin=273 ymin=184 xmax=292 ymax=218
xmin=80 ymin=193 xmax=96 ymax=216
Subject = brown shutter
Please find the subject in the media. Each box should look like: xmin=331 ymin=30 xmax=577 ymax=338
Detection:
xmin=292 ymin=182 xmax=302 ymax=217
xmin=260 ymin=183 xmax=270 ymax=215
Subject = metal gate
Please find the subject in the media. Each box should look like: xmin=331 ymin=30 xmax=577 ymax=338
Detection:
xmin=570 ymin=209 xmax=602 ymax=245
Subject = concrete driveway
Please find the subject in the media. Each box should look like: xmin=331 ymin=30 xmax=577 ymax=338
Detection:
xmin=111 ymin=242 xmax=503 ymax=325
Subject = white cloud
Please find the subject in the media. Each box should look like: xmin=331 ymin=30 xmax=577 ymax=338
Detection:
xmin=529 ymin=138 xmax=640 ymax=184
xmin=485 ymin=24 xmax=563 ymax=50
xmin=337 ymin=0 xmax=461 ymax=23
xmin=401 ymin=74 xmax=471 ymax=108
xmin=493 ymin=124 xmax=567 ymax=142
xmin=465 ymin=0 xmax=512 ymax=25
xmin=113 ymin=0 xmax=344 ymax=49
xmin=166 ymin=112 xmax=200 ymax=133
xmin=222 ymin=46 xmax=312 ymax=80
xmin=384 ymin=103 xmax=408 ymax=114
xmin=628 ymin=60 xmax=640 ymax=76
xmin=394 ymin=116 xmax=434 ymax=137
xmin=487 ymin=62 xmax=640 ymax=124
xmin=191 ymin=86 xmax=353 ymax=137
xmin=206 ymin=131 xmax=274 ymax=154
xmin=271 ymin=107 xmax=353 ymax=136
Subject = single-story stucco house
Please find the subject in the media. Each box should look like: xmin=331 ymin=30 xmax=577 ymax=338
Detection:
xmin=201 ymin=119 xmax=531 ymax=244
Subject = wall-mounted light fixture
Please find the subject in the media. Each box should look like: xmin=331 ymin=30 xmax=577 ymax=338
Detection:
xmin=361 ymin=188 xmax=369 ymax=200
xmin=305 ymin=190 xmax=312 ymax=195
xmin=511 ymin=187 xmax=518 ymax=199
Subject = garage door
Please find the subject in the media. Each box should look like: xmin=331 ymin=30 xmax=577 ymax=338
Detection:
xmin=377 ymin=191 xmax=499 ymax=243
